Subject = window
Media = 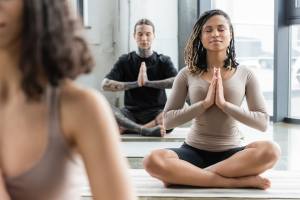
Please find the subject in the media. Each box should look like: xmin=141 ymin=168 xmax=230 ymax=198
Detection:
xmin=290 ymin=26 xmax=300 ymax=118
xmin=70 ymin=0 xmax=89 ymax=27
xmin=212 ymin=0 xmax=274 ymax=115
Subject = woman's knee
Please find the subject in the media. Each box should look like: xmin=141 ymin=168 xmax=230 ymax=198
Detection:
xmin=143 ymin=149 xmax=174 ymax=175
xmin=257 ymin=141 xmax=281 ymax=166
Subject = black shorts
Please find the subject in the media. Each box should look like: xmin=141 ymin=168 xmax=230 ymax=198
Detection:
xmin=120 ymin=107 xmax=162 ymax=124
xmin=169 ymin=143 xmax=245 ymax=168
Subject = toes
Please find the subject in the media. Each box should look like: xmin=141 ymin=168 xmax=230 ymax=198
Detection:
xmin=159 ymin=125 xmax=166 ymax=137
xmin=263 ymin=178 xmax=271 ymax=189
xmin=162 ymin=181 xmax=171 ymax=188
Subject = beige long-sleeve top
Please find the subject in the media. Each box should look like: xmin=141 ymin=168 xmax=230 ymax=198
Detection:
xmin=164 ymin=66 xmax=269 ymax=151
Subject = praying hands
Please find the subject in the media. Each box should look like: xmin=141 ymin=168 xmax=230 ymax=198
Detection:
xmin=203 ymin=67 xmax=227 ymax=110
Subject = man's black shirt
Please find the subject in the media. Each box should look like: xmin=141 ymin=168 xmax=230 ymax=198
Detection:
xmin=105 ymin=51 xmax=177 ymax=111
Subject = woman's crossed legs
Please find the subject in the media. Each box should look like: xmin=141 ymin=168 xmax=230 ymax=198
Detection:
xmin=143 ymin=141 xmax=280 ymax=189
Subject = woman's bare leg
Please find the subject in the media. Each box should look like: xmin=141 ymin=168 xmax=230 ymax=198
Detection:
xmin=143 ymin=149 xmax=271 ymax=189
xmin=205 ymin=141 xmax=281 ymax=178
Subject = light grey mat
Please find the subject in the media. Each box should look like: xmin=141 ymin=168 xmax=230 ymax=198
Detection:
xmin=81 ymin=169 xmax=300 ymax=199
xmin=121 ymin=141 xmax=182 ymax=157
xmin=121 ymin=128 xmax=188 ymax=142
xmin=120 ymin=124 xmax=275 ymax=142
xmin=121 ymin=124 xmax=276 ymax=159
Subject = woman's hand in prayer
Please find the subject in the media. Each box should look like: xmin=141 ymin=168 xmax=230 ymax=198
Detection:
xmin=215 ymin=68 xmax=227 ymax=110
xmin=203 ymin=68 xmax=217 ymax=109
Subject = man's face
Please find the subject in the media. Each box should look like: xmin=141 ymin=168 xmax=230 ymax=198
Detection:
xmin=134 ymin=24 xmax=155 ymax=50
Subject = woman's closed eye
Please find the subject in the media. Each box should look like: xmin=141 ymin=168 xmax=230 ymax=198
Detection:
xmin=204 ymin=28 xmax=213 ymax=33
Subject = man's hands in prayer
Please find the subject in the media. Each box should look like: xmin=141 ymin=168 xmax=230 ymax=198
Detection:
xmin=137 ymin=62 xmax=148 ymax=87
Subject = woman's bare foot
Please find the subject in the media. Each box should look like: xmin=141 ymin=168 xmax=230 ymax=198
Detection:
xmin=162 ymin=175 xmax=270 ymax=190
xmin=162 ymin=180 xmax=171 ymax=188
xmin=234 ymin=175 xmax=271 ymax=190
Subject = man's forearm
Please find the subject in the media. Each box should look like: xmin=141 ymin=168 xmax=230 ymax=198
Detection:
xmin=123 ymin=81 xmax=139 ymax=90
xmin=144 ymin=77 xmax=175 ymax=89
xmin=102 ymin=79 xmax=139 ymax=91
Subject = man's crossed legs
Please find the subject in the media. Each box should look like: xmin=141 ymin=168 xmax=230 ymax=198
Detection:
xmin=111 ymin=106 xmax=166 ymax=137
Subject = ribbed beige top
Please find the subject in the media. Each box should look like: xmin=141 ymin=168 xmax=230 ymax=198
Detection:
xmin=164 ymin=67 xmax=269 ymax=151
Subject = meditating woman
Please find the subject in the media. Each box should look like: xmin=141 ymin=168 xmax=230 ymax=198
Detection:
xmin=143 ymin=9 xmax=281 ymax=190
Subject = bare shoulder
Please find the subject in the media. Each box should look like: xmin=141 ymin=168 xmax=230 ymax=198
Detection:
xmin=60 ymin=81 xmax=110 ymax=117
xmin=60 ymin=80 xmax=107 ymax=110
xmin=59 ymin=80 xmax=114 ymax=141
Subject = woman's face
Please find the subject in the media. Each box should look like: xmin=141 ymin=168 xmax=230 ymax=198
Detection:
xmin=0 ymin=0 xmax=23 ymax=49
xmin=200 ymin=15 xmax=232 ymax=53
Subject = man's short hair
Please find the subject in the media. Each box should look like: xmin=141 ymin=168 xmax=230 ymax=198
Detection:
xmin=134 ymin=18 xmax=155 ymax=34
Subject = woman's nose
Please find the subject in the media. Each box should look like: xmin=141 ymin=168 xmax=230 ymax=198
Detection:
xmin=212 ymin=29 xmax=219 ymax=37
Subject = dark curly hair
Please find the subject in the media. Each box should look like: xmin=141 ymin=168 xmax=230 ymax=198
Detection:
xmin=21 ymin=0 xmax=94 ymax=100
xmin=184 ymin=9 xmax=238 ymax=74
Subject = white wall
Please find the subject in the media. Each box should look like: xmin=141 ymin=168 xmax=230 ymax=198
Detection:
xmin=70 ymin=0 xmax=118 ymax=103
xmin=72 ymin=0 xmax=179 ymax=105
xmin=115 ymin=0 xmax=179 ymax=106
xmin=128 ymin=0 xmax=178 ymax=67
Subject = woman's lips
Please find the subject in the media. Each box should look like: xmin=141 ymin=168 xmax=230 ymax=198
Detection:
xmin=210 ymin=40 xmax=222 ymax=43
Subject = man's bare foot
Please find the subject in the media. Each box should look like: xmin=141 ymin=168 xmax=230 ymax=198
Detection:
xmin=234 ymin=175 xmax=271 ymax=190
xmin=119 ymin=126 xmax=126 ymax=134
xmin=143 ymin=113 xmax=163 ymax=128
xmin=154 ymin=112 xmax=163 ymax=125
xmin=143 ymin=120 xmax=156 ymax=128
xmin=140 ymin=125 xmax=165 ymax=137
